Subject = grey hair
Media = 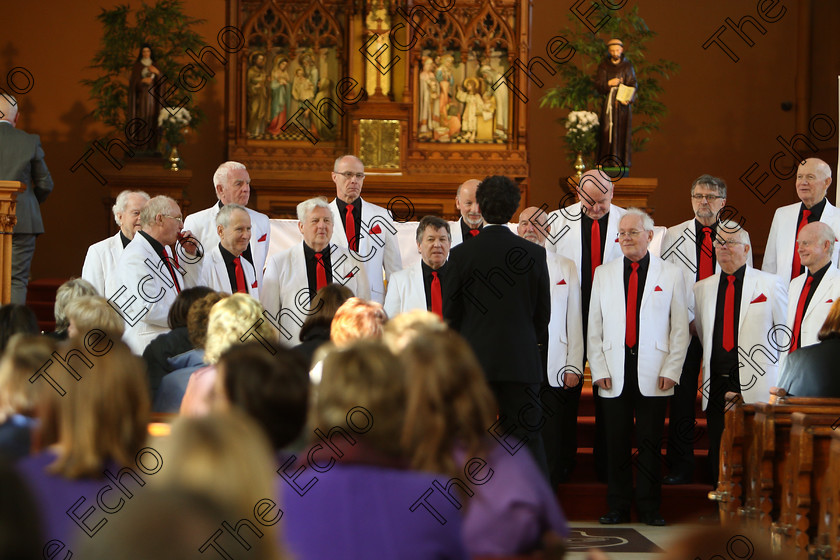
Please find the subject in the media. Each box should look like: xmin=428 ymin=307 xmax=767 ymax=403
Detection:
xmin=717 ymin=219 xmax=749 ymax=243
xmin=808 ymin=221 xmax=836 ymax=254
xmin=621 ymin=207 xmax=655 ymax=232
xmin=213 ymin=161 xmax=247 ymax=198
xmin=691 ymin=174 xmax=727 ymax=198
xmin=140 ymin=196 xmax=177 ymax=226
xmin=415 ymin=216 xmax=451 ymax=244
xmin=54 ymin=278 xmax=98 ymax=331
xmin=216 ymin=204 xmax=249 ymax=228
xmin=0 ymin=94 xmax=18 ymax=122
xmin=111 ymin=190 xmax=150 ymax=226
xmin=297 ymin=197 xmax=332 ymax=222
xmin=333 ymin=155 xmax=363 ymax=172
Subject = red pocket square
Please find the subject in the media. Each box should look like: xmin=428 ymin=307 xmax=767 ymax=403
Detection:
xmin=369 ymin=224 xmax=382 ymax=235
xmin=750 ymin=294 xmax=767 ymax=304
xmin=258 ymin=233 xmax=267 ymax=242
xmin=345 ymin=272 xmax=354 ymax=278
xmin=614 ymin=236 xmax=619 ymax=242
xmin=251 ymin=281 xmax=258 ymax=288
xmin=654 ymin=285 xmax=663 ymax=292
xmin=827 ymin=299 xmax=834 ymax=304
xmin=557 ymin=279 xmax=567 ymax=285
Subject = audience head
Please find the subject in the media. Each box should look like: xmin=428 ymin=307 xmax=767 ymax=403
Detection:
xmin=38 ymin=340 xmax=149 ymax=478
xmin=64 ymin=295 xmax=125 ymax=339
xmin=455 ymin=179 xmax=483 ymax=228
xmin=298 ymin=283 xmax=353 ymax=345
xmin=331 ymin=155 xmax=365 ymax=204
xmin=382 ymin=310 xmax=446 ymax=353
xmin=0 ymin=334 xmax=57 ymax=423
xmin=690 ymin=174 xmax=727 ymax=226
xmin=0 ymin=304 xmax=39 ymax=354
xmin=204 ymin=294 xmax=275 ymax=364
xmin=156 ymin=411 xmax=276 ymax=520
xmin=618 ymin=208 xmax=654 ymax=262
xmin=818 ymin=298 xmax=840 ymax=341
xmin=297 ymin=197 xmax=334 ymax=252
xmin=415 ymin=216 xmax=451 ymax=270
xmin=714 ymin=221 xmax=750 ymax=275
xmin=53 ymin=278 xmax=97 ymax=332
xmin=213 ymin=161 xmax=251 ymax=206
xmin=0 ymin=94 xmax=18 ymax=125
xmin=796 ymin=158 xmax=832 ymax=208
xmin=476 ymin=175 xmax=520 ymax=224
xmin=0 ymin=459 xmax=41 ymax=560
xmin=112 ymin=190 xmax=151 ymax=240
xmin=517 ymin=206 xmax=551 ymax=247
xmin=318 ymin=341 xmax=405 ymax=458
xmin=216 ymin=204 xmax=252 ymax=257
xmin=216 ymin=343 xmax=310 ymax=450
xmin=140 ymin=195 xmax=183 ymax=246
xmin=168 ymin=286 xmax=215 ymax=330
xmin=400 ymin=330 xmax=497 ymax=478
xmin=578 ymin=169 xmax=614 ymax=220
xmin=331 ymin=298 xmax=386 ymax=347
xmin=796 ymin=221 xmax=835 ymax=272
xmin=187 ymin=292 xmax=225 ymax=349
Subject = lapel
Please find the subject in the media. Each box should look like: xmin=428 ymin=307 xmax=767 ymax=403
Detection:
xmin=738 ymin=266 xmax=758 ymax=330
xmin=805 ymin=266 xmax=839 ymax=320
xmin=780 ymin=204 xmax=800 ymax=274
xmin=700 ymin=275 xmax=719 ymax=344
xmin=604 ymin=205 xmax=623 ymax=262
xmin=109 ymin=232 xmax=123 ymax=262
xmin=211 ymin=246 xmax=230 ymax=291
xmin=409 ymin=261 xmax=426 ymax=308
xmin=329 ymin=199 xmax=349 ymax=250
xmin=566 ymin=204 xmax=583 ymax=276
xmin=639 ymin=254 xmax=660 ymax=312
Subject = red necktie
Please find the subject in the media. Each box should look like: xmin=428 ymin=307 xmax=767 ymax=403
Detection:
xmin=625 ymin=262 xmax=639 ymax=347
xmin=791 ymin=209 xmax=812 ymax=280
xmin=790 ymin=276 xmax=814 ymax=352
xmin=430 ymin=270 xmax=443 ymax=317
xmin=314 ymin=252 xmax=327 ymax=291
xmin=722 ymin=275 xmax=736 ymax=351
xmin=233 ymin=256 xmax=247 ymax=293
xmin=163 ymin=256 xmax=181 ymax=294
xmin=469 ymin=229 xmax=480 ymax=237
xmin=591 ymin=219 xmax=602 ymax=281
xmin=699 ymin=227 xmax=714 ymax=280
xmin=345 ymin=203 xmax=357 ymax=251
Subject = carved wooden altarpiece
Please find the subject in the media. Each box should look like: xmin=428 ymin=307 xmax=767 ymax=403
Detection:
xmin=226 ymin=0 xmax=531 ymax=219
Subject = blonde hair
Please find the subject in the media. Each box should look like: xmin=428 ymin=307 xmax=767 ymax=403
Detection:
xmin=54 ymin=278 xmax=97 ymax=329
xmin=156 ymin=411 xmax=276 ymax=519
xmin=382 ymin=310 xmax=446 ymax=353
xmin=330 ymin=298 xmax=386 ymax=347
xmin=0 ymin=334 xmax=57 ymax=422
xmin=64 ymin=296 xmax=125 ymax=338
xmin=204 ymin=294 xmax=276 ymax=364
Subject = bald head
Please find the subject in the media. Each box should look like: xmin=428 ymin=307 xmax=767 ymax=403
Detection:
xmin=577 ymin=170 xmax=614 ymax=220
xmin=517 ymin=206 xmax=550 ymax=246
xmin=0 ymin=94 xmax=18 ymax=125
xmin=797 ymin=221 xmax=836 ymax=271
xmin=796 ymin=158 xmax=832 ymax=208
xmin=455 ymin=179 xmax=483 ymax=228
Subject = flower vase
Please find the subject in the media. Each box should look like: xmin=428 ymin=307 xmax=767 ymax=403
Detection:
xmin=574 ymin=152 xmax=585 ymax=180
xmin=167 ymin=145 xmax=181 ymax=171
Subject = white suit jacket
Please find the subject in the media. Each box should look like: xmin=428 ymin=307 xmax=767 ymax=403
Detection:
xmin=544 ymin=203 xmax=626 ymax=279
xmin=260 ymin=242 xmax=370 ymax=345
xmin=183 ymin=203 xmax=271 ymax=284
xmin=108 ymin=233 xmax=203 ymax=355
xmin=81 ymin=232 xmax=123 ymax=296
xmin=786 ymin=265 xmax=840 ymax=351
xmin=449 ymin=219 xmax=464 ymax=247
xmin=693 ymin=267 xmax=787 ymax=409
xmin=662 ymin=218 xmax=754 ymax=287
xmin=762 ymin=201 xmax=840 ymax=285
xmin=328 ymin=198 xmax=402 ymax=304
xmin=383 ymin=261 xmax=429 ymax=317
xmin=546 ymin=252 xmax=584 ymax=387
xmin=587 ymin=255 xmax=690 ymax=398
xmin=197 ymin=244 xmax=259 ymax=299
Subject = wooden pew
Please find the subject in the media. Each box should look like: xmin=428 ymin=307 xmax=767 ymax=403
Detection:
xmin=811 ymin=429 xmax=840 ymax=560
xmin=770 ymin=413 xmax=839 ymax=558
xmin=709 ymin=399 xmax=756 ymax=524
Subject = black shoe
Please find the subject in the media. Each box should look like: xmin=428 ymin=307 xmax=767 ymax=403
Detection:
xmin=599 ymin=510 xmax=630 ymax=524
xmin=663 ymin=473 xmax=692 ymax=485
xmin=640 ymin=512 xmax=666 ymax=526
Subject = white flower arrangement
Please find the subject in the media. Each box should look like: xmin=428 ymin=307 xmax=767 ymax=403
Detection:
xmin=564 ymin=110 xmax=599 ymax=156
xmin=564 ymin=110 xmax=599 ymax=133
xmin=157 ymin=107 xmax=192 ymax=128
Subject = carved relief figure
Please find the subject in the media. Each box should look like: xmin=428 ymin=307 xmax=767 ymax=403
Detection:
xmin=246 ymin=52 xmax=269 ymax=137
xmin=313 ymin=77 xmax=338 ymax=141
xmin=292 ymin=67 xmax=316 ymax=136
xmin=476 ymin=89 xmax=496 ymax=141
xmin=265 ymin=57 xmax=291 ymax=136
xmin=455 ymin=78 xmax=481 ymax=142
xmin=480 ymin=65 xmax=508 ymax=140
xmin=418 ymin=56 xmax=439 ymax=138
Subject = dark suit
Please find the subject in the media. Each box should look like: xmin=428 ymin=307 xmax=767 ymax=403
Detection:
xmin=444 ymin=224 xmax=551 ymax=476
xmin=0 ymin=121 xmax=53 ymax=303
xmin=778 ymin=338 xmax=840 ymax=397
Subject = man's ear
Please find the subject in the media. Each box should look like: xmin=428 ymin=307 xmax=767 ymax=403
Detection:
xmin=217 ymin=224 xmax=224 ymax=238
xmin=298 ymin=221 xmax=305 ymax=236
xmin=215 ymin=184 xmax=225 ymax=199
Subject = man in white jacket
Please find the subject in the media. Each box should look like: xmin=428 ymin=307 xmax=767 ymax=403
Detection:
xmin=197 ymin=204 xmax=259 ymax=298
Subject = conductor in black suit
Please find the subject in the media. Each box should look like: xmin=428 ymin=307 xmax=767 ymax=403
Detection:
xmin=776 ymin=298 xmax=840 ymax=397
xmin=0 ymin=94 xmax=54 ymax=304
xmin=444 ymin=175 xmax=552 ymax=476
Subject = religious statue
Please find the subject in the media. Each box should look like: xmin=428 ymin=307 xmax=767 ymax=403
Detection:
xmin=479 ymin=65 xmax=508 ymax=140
xmin=291 ymin=67 xmax=316 ymax=137
xmin=455 ymin=78 xmax=482 ymax=142
xmin=476 ymin=89 xmax=496 ymax=141
xmin=594 ymin=38 xmax=637 ymax=167
xmin=418 ymin=56 xmax=439 ymax=139
xmin=128 ymin=44 xmax=162 ymax=152
xmin=265 ymin=56 xmax=291 ymax=137
xmin=434 ymin=55 xmax=457 ymax=140
xmin=246 ymin=52 xmax=269 ymax=138
xmin=313 ymin=77 xmax=338 ymax=141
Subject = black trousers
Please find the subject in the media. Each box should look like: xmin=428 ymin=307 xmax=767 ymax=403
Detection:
xmin=602 ymin=349 xmax=668 ymax=515
xmin=539 ymin=381 xmax=581 ymax=487
xmin=489 ymin=381 xmax=550 ymax=481
xmin=705 ymin=374 xmax=740 ymax=484
xmin=665 ymin=335 xmax=702 ymax=478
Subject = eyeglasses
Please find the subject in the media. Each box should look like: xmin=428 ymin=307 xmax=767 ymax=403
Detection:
xmin=617 ymin=230 xmax=644 ymax=239
xmin=336 ymin=171 xmax=365 ymax=180
xmin=691 ymin=194 xmax=723 ymax=201
xmin=713 ymin=239 xmax=745 ymax=247
xmin=162 ymin=214 xmax=183 ymax=224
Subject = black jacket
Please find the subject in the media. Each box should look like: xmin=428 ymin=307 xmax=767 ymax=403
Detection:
xmin=778 ymin=338 xmax=840 ymax=397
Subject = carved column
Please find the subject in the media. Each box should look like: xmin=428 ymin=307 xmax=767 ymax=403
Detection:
xmin=0 ymin=181 xmax=26 ymax=304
